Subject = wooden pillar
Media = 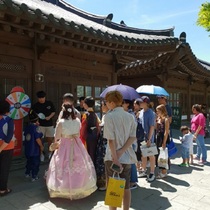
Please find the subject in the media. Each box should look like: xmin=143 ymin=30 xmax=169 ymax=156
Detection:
xmin=188 ymin=83 xmax=191 ymax=121
xmin=112 ymin=72 xmax=118 ymax=84
xmin=32 ymin=33 xmax=43 ymax=101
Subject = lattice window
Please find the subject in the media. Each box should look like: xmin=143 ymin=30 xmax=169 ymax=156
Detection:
xmin=0 ymin=63 xmax=25 ymax=72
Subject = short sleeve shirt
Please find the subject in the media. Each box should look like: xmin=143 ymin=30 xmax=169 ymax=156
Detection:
xmin=0 ymin=115 xmax=14 ymax=143
xmin=103 ymin=107 xmax=137 ymax=164
xmin=32 ymin=101 xmax=56 ymax=127
xmin=165 ymin=104 xmax=172 ymax=117
xmin=24 ymin=124 xmax=43 ymax=157
xmin=191 ymin=113 xmax=206 ymax=136
xmin=139 ymin=108 xmax=155 ymax=142
xmin=181 ymin=132 xmax=193 ymax=149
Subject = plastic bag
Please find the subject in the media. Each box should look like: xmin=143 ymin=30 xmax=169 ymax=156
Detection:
xmin=158 ymin=147 xmax=169 ymax=169
xmin=140 ymin=143 xmax=158 ymax=157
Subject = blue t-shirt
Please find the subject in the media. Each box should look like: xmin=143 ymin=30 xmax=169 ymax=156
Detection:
xmin=165 ymin=104 xmax=172 ymax=117
xmin=0 ymin=115 xmax=14 ymax=143
xmin=24 ymin=123 xmax=43 ymax=157
xmin=139 ymin=108 xmax=155 ymax=142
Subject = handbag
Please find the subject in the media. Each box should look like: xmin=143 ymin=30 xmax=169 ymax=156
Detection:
xmin=49 ymin=141 xmax=60 ymax=152
xmin=105 ymin=172 xmax=126 ymax=208
xmin=140 ymin=143 xmax=158 ymax=157
xmin=167 ymin=139 xmax=177 ymax=157
xmin=158 ymin=147 xmax=169 ymax=169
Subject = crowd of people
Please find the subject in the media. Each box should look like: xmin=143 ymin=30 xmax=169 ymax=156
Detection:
xmin=0 ymin=89 xmax=208 ymax=210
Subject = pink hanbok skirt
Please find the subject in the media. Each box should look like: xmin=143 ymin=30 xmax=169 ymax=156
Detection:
xmin=46 ymin=136 xmax=97 ymax=200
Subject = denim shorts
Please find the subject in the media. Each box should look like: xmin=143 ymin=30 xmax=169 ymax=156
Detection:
xmin=182 ymin=146 xmax=190 ymax=159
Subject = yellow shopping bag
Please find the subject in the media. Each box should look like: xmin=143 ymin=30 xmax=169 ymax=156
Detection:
xmin=105 ymin=172 xmax=126 ymax=208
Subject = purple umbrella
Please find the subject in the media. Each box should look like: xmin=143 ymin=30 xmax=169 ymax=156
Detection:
xmin=100 ymin=84 xmax=140 ymax=100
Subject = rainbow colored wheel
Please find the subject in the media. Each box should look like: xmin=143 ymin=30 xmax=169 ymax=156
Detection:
xmin=6 ymin=92 xmax=31 ymax=119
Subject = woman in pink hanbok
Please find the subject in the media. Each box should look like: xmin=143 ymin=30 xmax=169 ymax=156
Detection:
xmin=46 ymin=103 xmax=97 ymax=199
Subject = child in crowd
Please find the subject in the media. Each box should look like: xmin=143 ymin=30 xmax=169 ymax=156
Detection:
xmin=24 ymin=110 xmax=44 ymax=181
xmin=179 ymin=126 xmax=194 ymax=167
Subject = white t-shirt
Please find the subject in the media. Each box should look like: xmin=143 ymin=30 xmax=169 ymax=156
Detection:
xmin=103 ymin=107 xmax=137 ymax=164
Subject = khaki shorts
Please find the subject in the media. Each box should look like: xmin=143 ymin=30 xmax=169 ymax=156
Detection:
xmin=105 ymin=161 xmax=131 ymax=189
xmin=39 ymin=126 xmax=55 ymax=138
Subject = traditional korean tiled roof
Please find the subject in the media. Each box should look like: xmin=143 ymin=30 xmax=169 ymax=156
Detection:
xmin=119 ymin=41 xmax=210 ymax=82
xmin=45 ymin=0 xmax=175 ymax=36
xmin=1 ymin=0 xmax=209 ymax=82
xmin=0 ymin=0 xmax=178 ymax=47
xmin=199 ymin=59 xmax=210 ymax=71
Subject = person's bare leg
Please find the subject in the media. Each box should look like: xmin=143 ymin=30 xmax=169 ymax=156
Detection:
xmin=109 ymin=206 xmax=117 ymax=210
xmin=141 ymin=157 xmax=147 ymax=171
xmin=123 ymin=189 xmax=131 ymax=210
xmin=149 ymin=156 xmax=155 ymax=173
xmin=190 ymin=154 xmax=193 ymax=164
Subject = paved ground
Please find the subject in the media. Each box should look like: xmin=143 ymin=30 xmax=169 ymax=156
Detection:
xmin=1 ymin=128 xmax=210 ymax=210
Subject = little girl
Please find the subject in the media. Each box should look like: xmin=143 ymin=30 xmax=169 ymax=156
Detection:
xmin=46 ymin=103 xmax=97 ymax=199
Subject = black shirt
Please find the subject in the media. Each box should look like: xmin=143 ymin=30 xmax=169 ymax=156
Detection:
xmin=32 ymin=101 xmax=56 ymax=127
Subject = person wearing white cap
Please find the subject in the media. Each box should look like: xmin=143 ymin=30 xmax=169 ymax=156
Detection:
xmin=138 ymin=96 xmax=156 ymax=182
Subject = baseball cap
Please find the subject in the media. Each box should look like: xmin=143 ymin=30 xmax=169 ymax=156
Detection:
xmin=157 ymin=95 xmax=167 ymax=99
xmin=139 ymin=96 xmax=150 ymax=104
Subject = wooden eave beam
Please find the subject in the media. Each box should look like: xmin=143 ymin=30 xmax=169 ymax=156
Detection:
xmin=2 ymin=24 xmax=11 ymax=32
xmin=0 ymin=18 xmax=177 ymax=59
xmin=0 ymin=12 xmax=5 ymax=19
xmin=28 ymin=31 xmax=34 ymax=38
xmin=13 ymin=16 xmax=21 ymax=23
xmin=40 ymin=24 xmax=45 ymax=30
xmin=16 ymin=28 xmax=24 ymax=35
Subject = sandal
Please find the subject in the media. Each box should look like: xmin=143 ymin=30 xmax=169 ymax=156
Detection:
xmin=0 ymin=189 xmax=12 ymax=196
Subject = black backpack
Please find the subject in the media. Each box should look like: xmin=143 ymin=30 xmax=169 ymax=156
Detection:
xmin=136 ymin=118 xmax=144 ymax=142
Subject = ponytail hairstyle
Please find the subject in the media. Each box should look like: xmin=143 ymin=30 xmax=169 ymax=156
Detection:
xmin=192 ymin=104 xmax=201 ymax=113
xmin=61 ymin=103 xmax=76 ymax=120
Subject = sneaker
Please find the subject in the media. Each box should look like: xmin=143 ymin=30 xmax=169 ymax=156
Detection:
xmin=198 ymin=160 xmax=207 ymax=165
xmin=193 ymin=156 xmax=200 ymax=161
xmin=178 ymin=163 xmax=189 ymax=167
xmin=25 ymin=174 xmax=30 ymax=178
xmin=138 ymin=171 xmax=147 ymax=178
xmin=40 ymin=153 xmax=45 ymax=162
xmin=31 ymin=176 xmax=39 ymax=182
xmin=43 ymin=169 xmax=48 ymax=179
xmin=130 ymin=184 xmax=137 ymax=190
xmin=147 ymin=173 xmax=155 ymax=182
xmin=156 ymin=172 xmax=167 ymax=179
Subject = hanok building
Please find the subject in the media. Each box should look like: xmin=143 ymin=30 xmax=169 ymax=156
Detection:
xmin=0 ymin=0 xmax=210 ymax=121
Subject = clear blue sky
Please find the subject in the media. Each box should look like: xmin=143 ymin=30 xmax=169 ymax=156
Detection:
xmin=67 ymin=0 xmax=210 ymax=62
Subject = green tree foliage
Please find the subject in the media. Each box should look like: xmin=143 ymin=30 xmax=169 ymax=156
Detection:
xmin=197 ymin=2 xmax=210 ymax=32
